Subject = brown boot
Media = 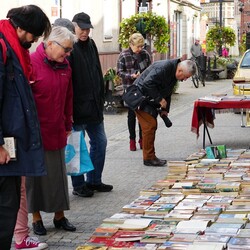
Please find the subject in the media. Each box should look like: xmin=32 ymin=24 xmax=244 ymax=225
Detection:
xmin=138 ymin=138 xmax=143 ymax=149
xmin=130 ymin=139 xmax=136 ymax=151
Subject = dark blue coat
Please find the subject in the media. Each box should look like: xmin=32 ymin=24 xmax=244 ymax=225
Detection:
xmin=0 ymin=33 xmax=46 ymax=176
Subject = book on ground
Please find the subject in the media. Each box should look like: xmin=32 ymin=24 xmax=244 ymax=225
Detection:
xmin=118 ymin=219 xmax=152 ymax=230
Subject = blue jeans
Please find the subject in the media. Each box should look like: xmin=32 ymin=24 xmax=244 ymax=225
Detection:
xmin=71 ymin=122 xmax=107 ymax=189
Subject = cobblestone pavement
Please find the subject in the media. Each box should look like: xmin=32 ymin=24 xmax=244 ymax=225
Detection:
xmin=11 ymin=78 xmax=250 ymax=249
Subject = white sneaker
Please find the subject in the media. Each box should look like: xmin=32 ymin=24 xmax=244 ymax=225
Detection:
xmin=15 ymin=236 xmax=48 ymax=250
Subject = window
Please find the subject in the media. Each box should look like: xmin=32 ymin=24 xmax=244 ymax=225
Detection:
xmin=103 ymin=0 xmax=113 ymax=41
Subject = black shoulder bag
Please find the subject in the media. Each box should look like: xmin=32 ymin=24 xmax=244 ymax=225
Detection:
xmin=122 ymin=84 xmax=146 ymax=110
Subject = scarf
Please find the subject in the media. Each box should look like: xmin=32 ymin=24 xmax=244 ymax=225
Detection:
xmin=0 ymin=19 xmax=32 ymax=80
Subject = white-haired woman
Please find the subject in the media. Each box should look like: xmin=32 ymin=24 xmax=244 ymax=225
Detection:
xmin=26 ymin=26 xmax=76 ymax=235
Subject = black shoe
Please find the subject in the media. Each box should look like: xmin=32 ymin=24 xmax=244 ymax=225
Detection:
xmin=53 ymin=217 xmax=76 ymax=231
xmin=32 ymin=220 xmax=47 ymax=235
xmin=72 ymin=185 xmax=94 ymax=197
xmin=155 ymin=157 xmax=167 ymax=165
xmin=144 ymin=158 xmax=167 ymax=167
xmin=87 ymin=183 xmax=113 ymax=192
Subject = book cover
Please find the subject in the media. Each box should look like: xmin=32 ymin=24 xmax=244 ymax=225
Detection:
xmin=139 ymin=187 xmax=163 ymax=196
xmin=174 ymin=220 xmax=210 ymax=234
xmin=103 ymin=213 xmax=143 ymax=224
xmin=153 ymin=195 xmax=184 ymax=204
xmin=209 ymin=222 xmax=245 ymax=229
xmin=108 ymin=243 xmax=158 ymax=250
xmin=114 ymin=231 xmax=145 ymax=242
xmin=186 ymin=243 xmax=225 ymax=250
xmin=216 ymin=181 xmax=241 ymax=192
xmin=191 ymin=214 xmax=218 ymax=222
xmin=92 ymin=231 xmax=118 ymax=238
xmin=205 ymin=227 xmax=239 ymax=236
xmin=122 ymin=204 xmax=150 ymax=214
xmin=88 ymin=231 xmax=146 ymax=247
xmin=157 ymin=241 xmax=192 ymax=250
xmin=164 ymin=214 xmax=193 ymax=222
xmin=172 ymin=182 xmax=194 ymax=189
xmin=224 ymin=205 xmax=250 ymax=213
xmin=145 ymin=224 xmax=176 ymax=236
xmin=76 ymin=245 xmax=108 ymax=250
xmin=141 ymin=214 xmax=165 ymax=220
xmin=140 ymin=234 xmax=172 ymax=244
xmin=118 ymin=219 xmax=152 ymax=230
xmin=227 ymin=237 xmax=250 ymax=249
xmin=169 ymin=233 xmax=198 ymax=242
xmin=144 ymin=204 xmax=175 ymax=214
xmin=193 ymin=235 xmax=230 ymax=246
xmin=3 ymin=137 xmax=16 ymax=160
xmin=236 ymin=228 xmax=250 ymax=237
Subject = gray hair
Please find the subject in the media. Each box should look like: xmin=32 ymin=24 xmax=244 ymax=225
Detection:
xmin=44 ymin=26 xmax=76 ymax=45
xmin=53 ymin=18 xmax=75 ymax=34
xmin=179 ymin=60 xmax=196 ymax=75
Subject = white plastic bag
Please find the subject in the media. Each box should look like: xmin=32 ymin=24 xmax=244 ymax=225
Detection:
xmin=65 ymin=131 xmax=94 ymax=176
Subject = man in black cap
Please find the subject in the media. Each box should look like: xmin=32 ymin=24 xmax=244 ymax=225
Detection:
xmin=0 ymin=5 xmax=51 ymax=249
xmin=68 ymin=12 xmax=113 ymax=197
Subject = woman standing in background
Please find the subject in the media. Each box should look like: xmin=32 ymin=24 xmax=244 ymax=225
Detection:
xmin=117 ymin=33 xmax=151 ymax=151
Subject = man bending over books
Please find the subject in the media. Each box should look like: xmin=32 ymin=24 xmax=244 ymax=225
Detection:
xmin=132 ymin=59 xmax=196 ymax=167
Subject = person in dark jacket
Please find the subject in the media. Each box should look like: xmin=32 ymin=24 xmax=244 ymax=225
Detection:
xmin=68 ymin=12 xmax=113 ymax=197
xmin=0 ymin=5 xmax=51 ymax=249
xmin=134 ymin=59 xmax=196 ymax=167
xmin=117 ymin=33 xmax=151 ymax=151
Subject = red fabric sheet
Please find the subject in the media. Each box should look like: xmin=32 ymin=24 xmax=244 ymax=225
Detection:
xmin=191 ymin=99 xmax=250 ymax=137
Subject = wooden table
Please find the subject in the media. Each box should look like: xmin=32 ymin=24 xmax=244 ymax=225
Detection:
xmin=191 ymin=97 xmax=250 ymax=148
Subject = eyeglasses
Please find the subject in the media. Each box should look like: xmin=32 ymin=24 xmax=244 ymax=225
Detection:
xmin=53 ymin=41 xmax=73 ymax=53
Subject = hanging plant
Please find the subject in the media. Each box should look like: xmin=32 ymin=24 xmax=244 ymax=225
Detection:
xmin=118 ymin=12 xmax=170 ymax=54
xmin=206 ymin=25 xmax=236 ymax=53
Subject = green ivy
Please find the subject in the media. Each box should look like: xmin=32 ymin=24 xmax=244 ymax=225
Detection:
xmin=118 ymin=12 xmax=170 ymax=54
xmin=206 ymin=25 xmax=236 ymax=53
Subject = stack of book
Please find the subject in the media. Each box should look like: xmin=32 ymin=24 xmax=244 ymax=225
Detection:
xmin=167 ymin=161 xmax=188 ymax=180
xmin=77 ymin=148 xmax=250 ymax=250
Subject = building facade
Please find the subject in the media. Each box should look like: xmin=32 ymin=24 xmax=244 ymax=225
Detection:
xmin=200 ymin=0 xmax=239 ymax=56
xmin=1 ymin=0 xmax=202 ymax=72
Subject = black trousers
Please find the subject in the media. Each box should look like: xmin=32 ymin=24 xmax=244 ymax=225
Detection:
xmin=0 ymin=176 xmax=21 ymax=250
xmin=127 ymin=108 xmax=142 ymax=140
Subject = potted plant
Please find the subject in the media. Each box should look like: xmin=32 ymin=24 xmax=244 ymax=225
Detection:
xmin=103 ymin=68 xmax=122 ymax=92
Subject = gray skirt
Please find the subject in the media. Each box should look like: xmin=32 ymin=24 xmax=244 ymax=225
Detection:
xmin=26 ymin=148 xmax=70 ymax=213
